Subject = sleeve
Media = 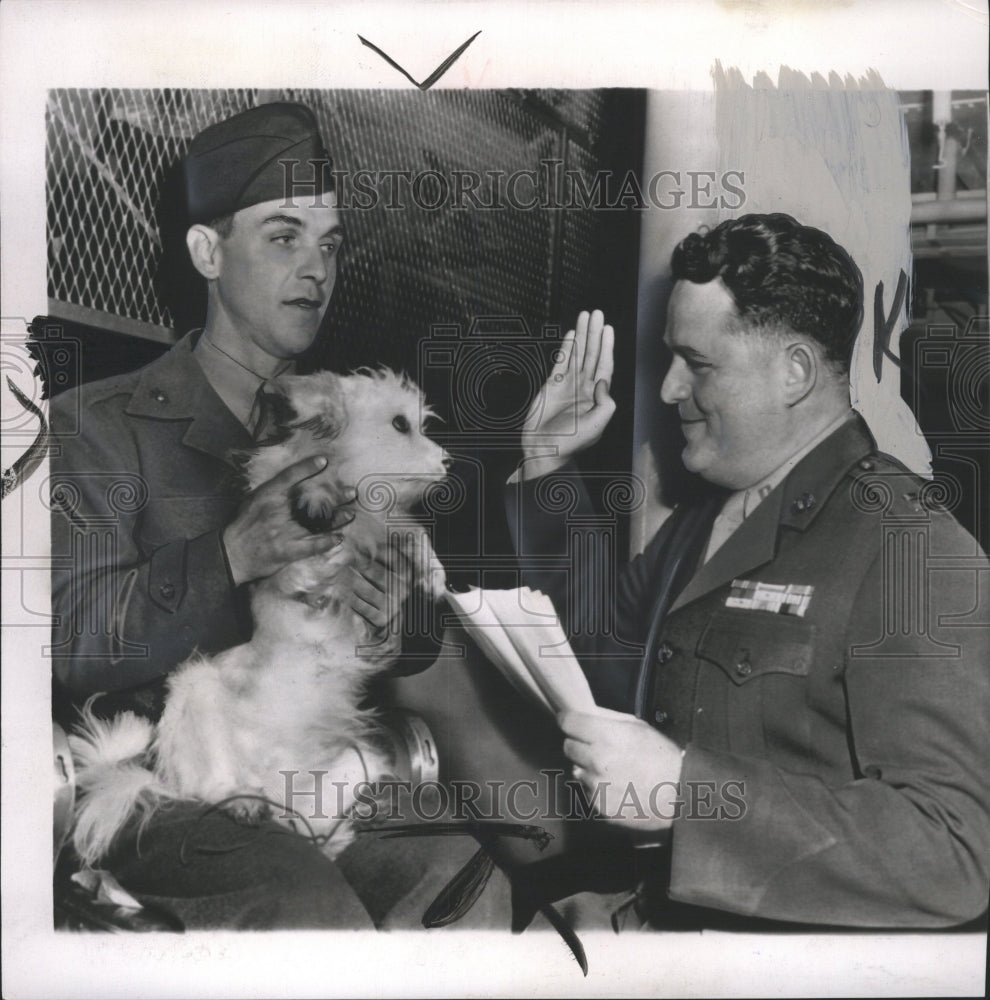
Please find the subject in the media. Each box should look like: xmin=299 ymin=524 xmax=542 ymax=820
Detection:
xmin=49 ymin=393 xmax=251 ymax=697
xmin=668 ymin=518 xmax=990 ymax=927
xmin=505 ymin=464 xmax=673 ymax=711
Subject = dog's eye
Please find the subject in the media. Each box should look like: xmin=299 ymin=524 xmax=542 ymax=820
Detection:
xmin=392 ymin=415 xmax=410 ymax=434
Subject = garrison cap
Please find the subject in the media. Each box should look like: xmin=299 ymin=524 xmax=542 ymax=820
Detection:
xmin=184 ymin=102 xmax=333 ymax=225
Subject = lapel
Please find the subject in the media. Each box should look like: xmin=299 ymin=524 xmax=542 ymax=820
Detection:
xmin=123 ymin=332 xmax=253 ymax=464
xmin=668 ymin=414 xmax=876 ymax=615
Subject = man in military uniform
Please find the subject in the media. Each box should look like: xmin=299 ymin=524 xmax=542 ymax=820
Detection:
xmin=507 ymin=213 xmax=990 ymax=927
xmin=51 ymin=103 xmax=506 ymax=929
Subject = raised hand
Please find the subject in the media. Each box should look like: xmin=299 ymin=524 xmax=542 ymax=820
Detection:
xmin=518 ymin=309 xmax=616 ymax=480
xmin=222 ymin=456 xmax=354 ymax=586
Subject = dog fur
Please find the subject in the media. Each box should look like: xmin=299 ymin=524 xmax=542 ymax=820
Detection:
xmin=69 ymin=368 xmax=449 ymax=866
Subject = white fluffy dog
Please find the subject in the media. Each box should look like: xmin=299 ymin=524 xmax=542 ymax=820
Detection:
xmin=69 ymin=369 xmax=449 ymax=867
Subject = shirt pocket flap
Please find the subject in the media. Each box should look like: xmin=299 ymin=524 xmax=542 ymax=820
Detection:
xmin=696 ymin=610 xmax=816 ymax=685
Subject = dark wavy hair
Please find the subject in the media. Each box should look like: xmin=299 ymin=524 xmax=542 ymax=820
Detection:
xmin=670 ymin=213 xmax=864 ymax=373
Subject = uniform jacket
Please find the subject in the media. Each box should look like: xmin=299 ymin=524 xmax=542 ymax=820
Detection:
xmin=50 ymin=332 xmax=254 ymax=703
xmin=507 ymin=415 xmax=990 ymax=927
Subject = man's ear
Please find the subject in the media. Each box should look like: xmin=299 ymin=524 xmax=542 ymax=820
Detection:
xmin=185 ymin=224 xmax=223 ymax=280
xmin=782 ymin=341 xmax=818 ymax=407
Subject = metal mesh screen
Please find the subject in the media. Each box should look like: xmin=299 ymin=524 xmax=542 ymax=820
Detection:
xmin=46 ymin=88 xmax=610 ymax=360
xmin=46 ymin=89 xmax=259 ymax=338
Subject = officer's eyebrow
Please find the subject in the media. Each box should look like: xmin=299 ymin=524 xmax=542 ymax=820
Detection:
xmin=672 ymin=344 xmax=708 ymax=361
xmin=662 ymin=332 xmax=708 ymax=362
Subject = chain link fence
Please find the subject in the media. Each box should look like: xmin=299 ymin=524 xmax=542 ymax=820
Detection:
xmin=46 ymin=88 xmax=611 ymax=364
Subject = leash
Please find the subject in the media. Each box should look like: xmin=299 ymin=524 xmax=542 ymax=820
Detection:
xmin=368 ymin=804 xmax=588 ymax=976
xmin=2 ymin=377 xmax=49 ymax=500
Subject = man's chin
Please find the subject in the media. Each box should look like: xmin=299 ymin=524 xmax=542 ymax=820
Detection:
xmin=681 ymin=446 xmax=730 ymax=488
xmin=274 ymin=323 xmax=322 ymax=357
xmin=680 ymin=445 xmax=707 ymax=476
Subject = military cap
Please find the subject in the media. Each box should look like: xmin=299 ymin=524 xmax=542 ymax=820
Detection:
xmin=184 ymin=102 xmax=333 ymax=224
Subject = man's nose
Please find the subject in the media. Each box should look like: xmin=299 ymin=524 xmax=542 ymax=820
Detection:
xmin=660 ymin=357 xmax=689 ymax=404
xmin=299 ymin=245 xmax=330 ymax=285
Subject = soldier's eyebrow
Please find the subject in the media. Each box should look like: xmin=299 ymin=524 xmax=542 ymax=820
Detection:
xmin=260 ymin=214 xmax=344 ymax=240
xmin=261 ymin=214 xmax=305 ymax=228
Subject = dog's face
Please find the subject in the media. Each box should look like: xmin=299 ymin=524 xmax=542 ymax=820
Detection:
xmin=244 ymin=369 xmax=449 ymax=525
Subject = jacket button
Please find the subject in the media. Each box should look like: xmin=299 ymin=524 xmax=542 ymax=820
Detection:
xmin=656 ymin=641 xmax=674 ymax=665
xmin=863 ymin=764 xmax=882 ymax=780
xmin=653 ymin=709 xmax=670 ymax=726
xmin=153 ymin=389 xmax=168 ymax=403
xmin=160 ymin=582 xmax=175 ymax=599
xmin=735 ymin=657 xmax=752 ymax=677
xmin=858 ymin=458 xmax=875 ymax=471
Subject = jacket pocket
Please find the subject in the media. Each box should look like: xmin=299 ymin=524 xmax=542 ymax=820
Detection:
xmin=696 ymin=610 xmax=817 ymax=757
xmin=697 ymin=610 xmax=815 ymax=684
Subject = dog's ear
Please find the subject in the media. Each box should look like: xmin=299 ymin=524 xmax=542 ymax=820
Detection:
xmin=274 ymin=372 xmax=348 ymax=441
xmin=259 ymin=375 xmax=302 ymax=436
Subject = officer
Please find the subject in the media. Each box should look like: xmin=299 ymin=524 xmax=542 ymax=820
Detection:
xmin=50 ymin=103 xmax=448 ymax=929
xmin=508 ymin=213 xmax=990 ymax=927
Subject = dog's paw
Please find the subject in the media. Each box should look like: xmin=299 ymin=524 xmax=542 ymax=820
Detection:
xmin=219 ymin=793 xmax=271 ymax=826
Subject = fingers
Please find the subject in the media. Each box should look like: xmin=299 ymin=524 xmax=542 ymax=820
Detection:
xmin=559 ymin=707 xmax=638 ymax=741
xmin=557 ymin=710 xmax=604 ymax=741
xmin=343 ymin=561 xmax=410 ymax=628
xmin=588 ymin=381 xmax=617 ymax=435
xmin=350 ymin=592 xmax=391 ymax=630
xmin=280 ymin=529 xmax=344 ymax=563
xmin=261 ymin=455 xmax=329 ymax=494
xmin=561 ymin=310 xmax=612 ymax=385
xmin=328 ymin=502 xmax=357 ymax=531
xmin=582 ymin=310 xmax=605 ymax=378
xmin=329 ymin=485 xmax=358 ymax=514
xmin=594 ymin=322 xmax=615 ymax=387
xmin=550 ymin=328 xmax=577 ymax=377
xmin=562 ymin=737 xmax=596 ymax=769
xmin=587 ymin=705 xmax=639 ymax=721
xmin=573 ymin=310 xmax=590 ymax=373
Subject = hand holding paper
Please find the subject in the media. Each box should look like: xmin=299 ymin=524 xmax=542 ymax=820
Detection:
xmin=445 ymin=587 xmax=683 ymax=831
xmin=558 ymin=706 xmax=683 ymax=831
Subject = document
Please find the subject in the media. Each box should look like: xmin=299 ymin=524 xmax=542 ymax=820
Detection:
xmin=445 ymin=587 xmax=597 ymax=715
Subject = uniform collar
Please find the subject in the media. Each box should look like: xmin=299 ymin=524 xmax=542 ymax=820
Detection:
xmin=124 ymin=331 xmax=254 ymax=463
xmin=670 ymin=412 xmax=876 ymax=614
xmin=194 ymin=333 xmax=294 ymax=432
xmin=739 ymin=411 xmax=852 ymax=517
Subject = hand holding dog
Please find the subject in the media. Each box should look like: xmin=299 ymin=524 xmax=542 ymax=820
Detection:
xmin=223 ymin=456 xmax=354 ymax=586
xmin=518 ymin=309 xmax=616 ymax=480
xmin=342 ymin=534 xmax=430 ymax=665
xmin=559 ymin=707 xmax=683 ymax=831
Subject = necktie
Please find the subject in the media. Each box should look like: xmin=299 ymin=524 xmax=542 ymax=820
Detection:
xmin=249 ymin=381 xmax=275 ymax=442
